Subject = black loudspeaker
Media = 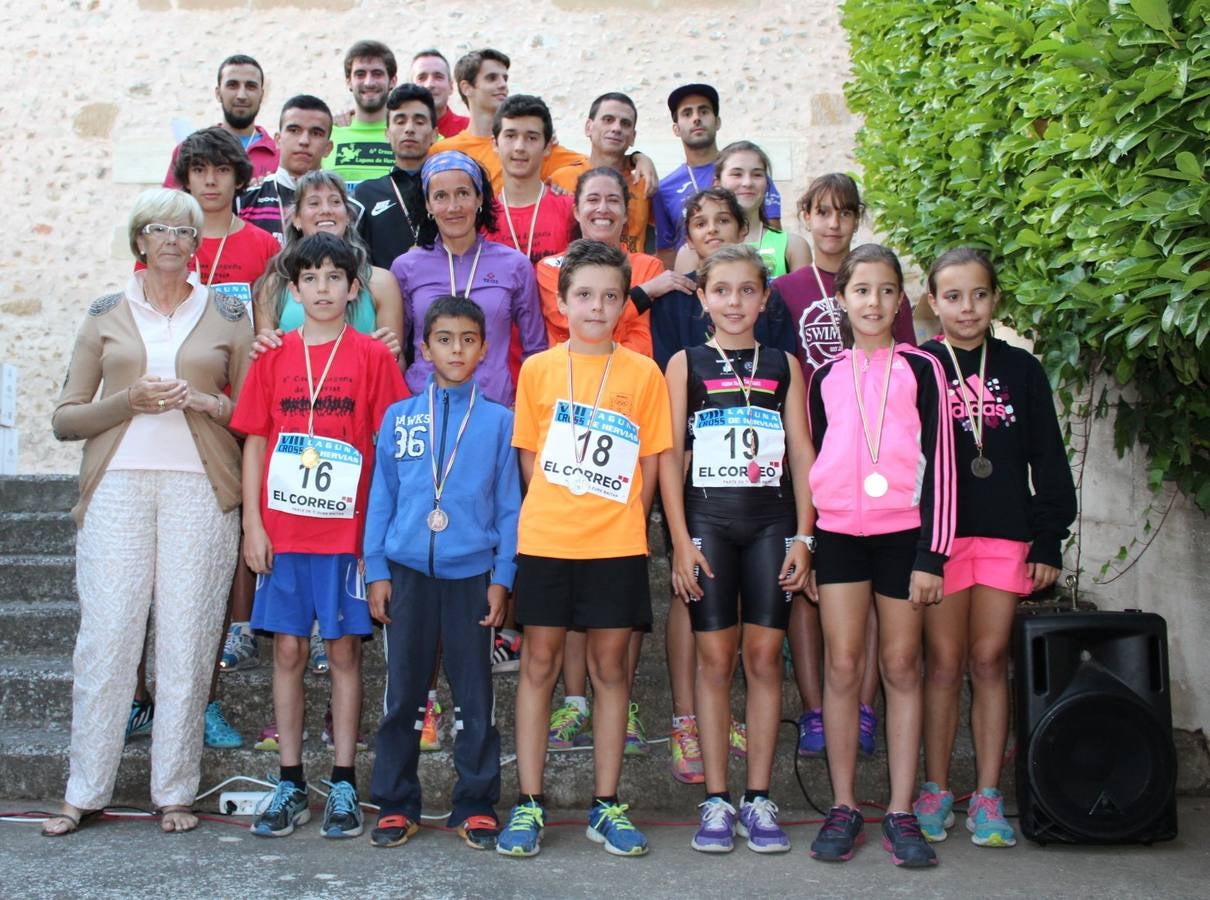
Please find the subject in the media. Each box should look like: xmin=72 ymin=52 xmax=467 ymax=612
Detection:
xmin=1013 ymin=610 xmax=1177 ymax=845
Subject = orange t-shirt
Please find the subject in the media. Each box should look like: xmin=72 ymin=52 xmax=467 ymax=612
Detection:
xmin=429 ymin=133 xmax=587 ymax=195
xmin=549 ymin=165 xmax=651 ymax=255
xmin=512 ymin=344 xmax=672 ymax=558
xmin=535 ymin=250 xmax=662 ymax=357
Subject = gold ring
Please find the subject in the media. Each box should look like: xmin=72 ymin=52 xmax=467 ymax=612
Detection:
xmin=157 ymin=399 xmax=165 ymax=408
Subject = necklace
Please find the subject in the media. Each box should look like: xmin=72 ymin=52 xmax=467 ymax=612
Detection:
xmin=389 ymin=173 xmax=420 ymax=244
xmin=941 ymin=339 xmax=993 ymax=478
xmin=446 ymin=239 xmax=484 ymax=298
xmin=501 ymin=183 xmax=545 ymax=260
xmin=850 ymin=342 xmax=896 ymax=497
xmin=708 ymin=339 xmax=762 ymax=483
xmin=425 ymin=382 xmax=478 ymax=532
xmin=565 ymin=342 xmax=616 ymax=495
xmin=202 ymin=214 xmax=236 ymax=288
xmin=299 ymin=324 xmax=348 ymax=468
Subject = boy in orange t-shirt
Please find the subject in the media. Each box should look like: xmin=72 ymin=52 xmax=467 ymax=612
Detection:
xmin=497 ymin=239 xmax=672 ymax=859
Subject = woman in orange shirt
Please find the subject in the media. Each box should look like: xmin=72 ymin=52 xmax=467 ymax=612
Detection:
xmin=535 ymin=167 xmax=695 ymax=358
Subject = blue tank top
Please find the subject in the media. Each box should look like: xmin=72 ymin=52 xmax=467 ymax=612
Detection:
xmin=277 ymin=285 xmax=377 ymax=334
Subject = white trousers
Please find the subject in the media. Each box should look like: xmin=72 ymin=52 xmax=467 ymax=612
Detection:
xmin=65 ymin=470 xmax=238 ymax=810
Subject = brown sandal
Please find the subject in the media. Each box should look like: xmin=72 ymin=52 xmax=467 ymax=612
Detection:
xmin=40 ymin=808 xmax=101 ymax=837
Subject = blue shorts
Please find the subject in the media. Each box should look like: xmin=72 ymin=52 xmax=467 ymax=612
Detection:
xmin=252 ymin=552 xmax=372 ymax=639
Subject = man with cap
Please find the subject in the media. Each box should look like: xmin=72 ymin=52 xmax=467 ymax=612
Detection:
xmin=652 ymin=83 xmax=781 ymax=268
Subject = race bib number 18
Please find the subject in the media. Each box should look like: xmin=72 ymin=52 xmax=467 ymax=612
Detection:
xmin=691 ymin=406 xmax=785 ymax=487
xmin=267 ymin=432 xmax=362 ymax=519
xmin=539 ymin=400 xmax=640 ymax=504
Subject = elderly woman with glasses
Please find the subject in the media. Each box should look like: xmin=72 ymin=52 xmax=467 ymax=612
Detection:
xmin=44 ymin=187 xmax=253 ymax=836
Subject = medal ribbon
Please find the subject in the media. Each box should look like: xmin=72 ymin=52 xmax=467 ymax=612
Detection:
xmin=428 ymin=382 xmax=478 ymax=508
xmin=301 ymin=324 xmax=348 ymax=442
xmin=502 ymin=183 xmax=545 ymax=260
xmin=850 ymin=343 xmax=896 ymax=466
xmin=446 ymin=239 xmax=484 ymax=299
xmin=811 ymin=264 xmax=842 ymax=339
xmin=941 ymin=339 xmax=988 ymax=457
xmin=566 ymin=343 xmax=616 ymax=465
xmin=707 ymin=340 xmax=760 ymax=411
xmin=201 ymin=214 xmax=236 ymax=288
xmin=389 ymin=174 xmax=420 ymax=244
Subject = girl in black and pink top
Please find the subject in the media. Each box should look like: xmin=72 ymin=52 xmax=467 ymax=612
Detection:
xmin=806 ymin=244 xmax=955 ymax=869
xmin=914 ymin=249 xmax=1076 ymax=849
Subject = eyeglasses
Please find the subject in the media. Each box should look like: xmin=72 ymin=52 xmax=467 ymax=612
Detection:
xmin=141 ymin=223 xmax=199 ymax=241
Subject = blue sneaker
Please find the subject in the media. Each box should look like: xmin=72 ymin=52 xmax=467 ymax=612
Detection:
xmin=203 ymin=701 xmax=242 ymax=749
xmin=737 ymin=796 xmax=790 ymax=853
xmin=219 ymin=622 xmax=258 ymax=671
xmin=690 ymin=797 xmax=736 ymax=853
xmin=252 ymin=780 xmax=310 ymax=837
xmin=125 ymin=697 xmax=153 ymax=741
xmin=881 ymin=812 xmax=938 ymax=867
xmin=497 ymin=800 xmax=545 ymax=857
xmin=586 ymin=801 xmax=648 ymax=856
xmin=858 ymin=704 xmax=877 ymax=757
xmin=913 ymin=782 xmax=955 ymax=842
xmin=810 ymin=805 xmax=865 ymax=861
xmin=320 ymin=780 xmax=363 ymax=839
xmin=966 ymin=788 xmax=1016 ymax=847
xmin=797 ymin=708 xmax=825 ymax=757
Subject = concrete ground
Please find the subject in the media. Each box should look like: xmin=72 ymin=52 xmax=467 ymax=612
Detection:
xmin=3 ymin=798 xmax=1207 ymax=899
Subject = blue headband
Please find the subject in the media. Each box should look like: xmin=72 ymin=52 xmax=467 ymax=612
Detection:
xmin=421 ymin=151 xmax=484 ymax=195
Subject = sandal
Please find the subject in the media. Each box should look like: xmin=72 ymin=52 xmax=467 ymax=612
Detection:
xmin=160 ymin=805 xmax=199 ymax=833
xmin=40 ymin=808 xmax=101 ymax=837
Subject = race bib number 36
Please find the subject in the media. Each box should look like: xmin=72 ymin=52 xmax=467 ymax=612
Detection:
xmin=691 ymin=406 xmax=785 ymax=487
xmin=539 ymin=400 xmax=640 ymax=504
xmin=267 ymin=432 xmax=362 ymax=519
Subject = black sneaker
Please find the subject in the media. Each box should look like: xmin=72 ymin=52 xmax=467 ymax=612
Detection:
xmin=881 ymin=812 xmax=938 ymax=867
xmin=458 ymin=814 xmax=500 ymax=850
xmin=810 ymin=805 xmax=865 ymax=861
xmin=370 ymin=813 xmax=419 ymax=848
xmin=251 ymin=780 xmax=310 ymax=837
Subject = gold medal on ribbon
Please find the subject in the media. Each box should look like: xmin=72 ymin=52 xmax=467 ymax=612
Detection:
xmin=300 ymin=446 xmax=321 ymax=469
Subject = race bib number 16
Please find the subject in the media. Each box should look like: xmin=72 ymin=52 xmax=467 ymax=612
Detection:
xmin=539 ymin=400 xmax=640 ymax=504
xmin=267 ymin=432 xmax=362 ymax=519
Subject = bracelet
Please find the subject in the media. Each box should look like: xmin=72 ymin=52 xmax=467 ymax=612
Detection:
xmin=211 ymin=392 xmax=224 ymax=418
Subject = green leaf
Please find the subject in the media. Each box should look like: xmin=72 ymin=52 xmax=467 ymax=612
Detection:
xmin=1129 ymin=0 xmax=1173 ymax=33
xmin=1175 ymin=151 xmax=1204 ymax=179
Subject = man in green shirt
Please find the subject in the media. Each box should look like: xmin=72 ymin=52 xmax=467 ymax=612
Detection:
xmin=323 ymin=40 xmax=398 ymax=188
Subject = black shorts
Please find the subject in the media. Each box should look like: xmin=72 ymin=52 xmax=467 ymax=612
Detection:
xmin=514 ymin=554 xmax=652 ymax=629
xmin=813 ymin=527 xmax=917 ymax=600
xmin=685 ymin=505 xmax=796 ymax=632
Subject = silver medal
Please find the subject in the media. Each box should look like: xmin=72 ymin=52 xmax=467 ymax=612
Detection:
xmin=971 ymin=456 xmax=994 ymax=479
xmin=568 ymin=472 xmax=589 ymax=496
xmin=427 ymin=507 xmax=449 ymax=532
xmin=863 ymin=472 xmax=889 ymax=498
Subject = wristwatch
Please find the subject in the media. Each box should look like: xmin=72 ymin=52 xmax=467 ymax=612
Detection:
xmin=791 ymin=534 xmax=817 ymax=552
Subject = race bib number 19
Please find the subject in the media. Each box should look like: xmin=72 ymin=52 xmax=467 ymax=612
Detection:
xmin=691 ymin=406 xmax=785 ymax=487
xmin=539 ymin=400 xmax=640 ymax=504
xmin=267 ymin=432 xmax=362 ymax=519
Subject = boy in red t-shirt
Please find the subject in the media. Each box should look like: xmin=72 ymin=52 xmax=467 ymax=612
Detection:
xmin=232 ymin=232 xmax=408 ymax=839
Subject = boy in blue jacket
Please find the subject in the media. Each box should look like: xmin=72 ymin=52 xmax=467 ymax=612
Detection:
xmin=364 ymin=294 xmax=521 ymax=851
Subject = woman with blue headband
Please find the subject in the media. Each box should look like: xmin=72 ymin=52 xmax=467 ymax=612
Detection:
xmin=391 ymin=150 xmax=547 ymax=405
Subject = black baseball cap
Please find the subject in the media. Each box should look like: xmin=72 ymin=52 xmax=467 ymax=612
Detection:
xmin=667 ymin=83 xmax=719 ymax=119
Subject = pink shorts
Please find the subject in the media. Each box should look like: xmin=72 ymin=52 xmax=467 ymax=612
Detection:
xmin=942 ymin=537 xmax=1032 ymax=596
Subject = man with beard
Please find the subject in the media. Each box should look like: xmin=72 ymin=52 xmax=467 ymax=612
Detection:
xmin=238 ymin=95 xmax=345 ymax=244
xmin=323 ymin=40 xmax=398 ymax=187
xmin=353 ymin=84 xmax=436 ymax=269
xmin=652 ymin=83 xmax=781 ymax=268
xmin=410 ymin=49 xmax=469 ymax=139
xmin=163 ymin=54 xmax=276 ymax=188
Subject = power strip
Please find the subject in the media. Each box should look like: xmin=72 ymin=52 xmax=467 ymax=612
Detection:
xmin=219 ymin=790 xmax=272 ymax=816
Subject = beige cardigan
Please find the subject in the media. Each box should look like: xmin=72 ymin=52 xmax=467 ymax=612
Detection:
xmin=53 ymin=286 xmax=254 ymax=525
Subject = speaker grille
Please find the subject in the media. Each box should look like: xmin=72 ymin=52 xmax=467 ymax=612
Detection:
xmin=1027 ymin=691 xmax=1176 ymax=842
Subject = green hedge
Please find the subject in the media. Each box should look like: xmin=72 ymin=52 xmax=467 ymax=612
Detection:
xmin=842 ymin=0 xmax=1210 ymax=507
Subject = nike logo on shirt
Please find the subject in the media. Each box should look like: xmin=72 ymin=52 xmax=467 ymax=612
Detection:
xmin=371 ymin=200 xmax=396 ymax=217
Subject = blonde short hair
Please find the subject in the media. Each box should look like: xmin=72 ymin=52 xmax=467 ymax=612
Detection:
xmin=128 ymin=188 xmax=204 ymax=262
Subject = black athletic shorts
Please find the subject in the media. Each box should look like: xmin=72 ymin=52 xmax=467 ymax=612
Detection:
xmin=813 ymin=527 xmax=917 ymax=600
xmin=684 ymin=504 xmax=796 ymax=632
xmin=514 ymin=554 xmax=652 ymax=629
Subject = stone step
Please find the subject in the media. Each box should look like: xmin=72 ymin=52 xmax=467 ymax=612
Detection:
xmin=0 ymin=475 xmax=77 ymax=514
xmin=0 ymin=601 xmax=80 ymax=655
xmin=0 ymin=721 xmax=1005 ymax=812
xmin=0 ymin=512 xmax=75 ymax=556
xmin=0 ymin=555 xmax=76 ymax=603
